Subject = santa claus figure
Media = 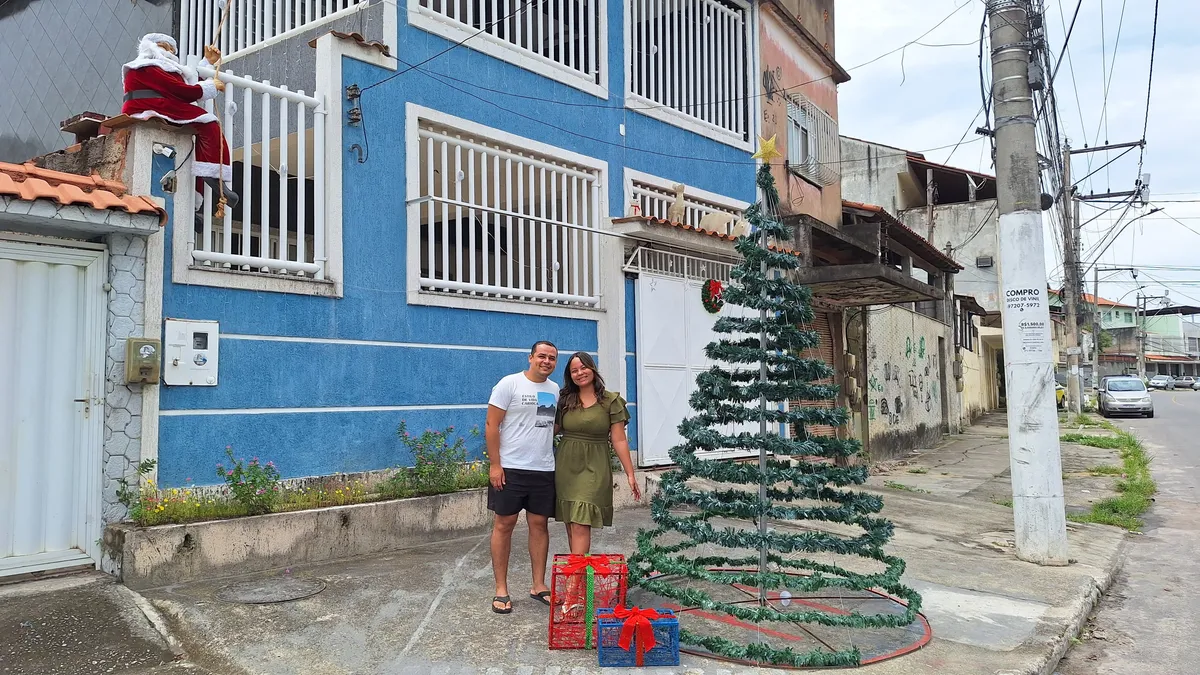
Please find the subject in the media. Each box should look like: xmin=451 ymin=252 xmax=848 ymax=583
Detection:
xmin=122 ymin=33 xmax=238 ymax=210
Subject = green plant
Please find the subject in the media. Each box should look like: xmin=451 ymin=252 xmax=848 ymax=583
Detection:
xmin=906 ymin=467 xmax=928 ymax=474
xmin=1061 ymin=433 xmax=1124 ymax=449
xmin=884 ymin=481 xmax=930 ymax=494
xmin=380 ymin=423 xmax=482 ymax=498
xmin=216 ymin=446 xmax=282 ymax=515
xmin=1087 ymin=465 xmax=1123 ymax=476
xmin=278 ymin=478 xmax=372 ymax=511
xmin=993 ymin=498 xmax=1013 ymax=508
xmin=117 ymin=459 xmax=159 ymax=522
xmin=1069 ymin=424 xmax=1156 ymax=530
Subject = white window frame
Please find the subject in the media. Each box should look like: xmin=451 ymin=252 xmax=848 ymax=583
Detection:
xmin=166 ymin=36 xmax=396 ymax=297
xmin=408 ymin=0 xmax=609 ymax=99
xmin=623 ymin=168 xmax=750 ymax=228
xmin=786 ymin=91 xmax=839 ymax=187
xmin=405 ymin=103 xmax=610 ymax=320
xmin=623 ymin=0 xmax=757 ymax=150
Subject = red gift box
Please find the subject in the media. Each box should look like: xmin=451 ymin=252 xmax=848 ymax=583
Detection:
xmin=548 ymin=553 xmax=628 ymax=649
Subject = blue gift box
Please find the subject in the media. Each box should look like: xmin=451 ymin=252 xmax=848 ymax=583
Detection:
xmin=595 ymin=607 xmax=680 ymax=668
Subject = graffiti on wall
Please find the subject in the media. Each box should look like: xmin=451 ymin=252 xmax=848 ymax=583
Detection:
xmin=870 ymin=323 xmax=940 ymax=429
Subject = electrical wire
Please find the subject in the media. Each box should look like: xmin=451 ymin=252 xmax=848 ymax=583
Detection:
xmin=1049 ymin=0 xmax=1082 ymax=86
xmin=1136 ymin=0 xmax=1161 ymax=173
xmin=375 ymin=57 xmax=985 ymax=169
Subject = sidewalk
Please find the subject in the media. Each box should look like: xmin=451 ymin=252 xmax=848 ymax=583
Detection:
xmin=133 ymin=414 xmax=1127 ymax=675
xmin=0 ymin=572 xmax=209 ymax=674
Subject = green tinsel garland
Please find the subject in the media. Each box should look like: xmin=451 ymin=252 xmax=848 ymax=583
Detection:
xmin=627 ymin=163 xmax=923 ymax=667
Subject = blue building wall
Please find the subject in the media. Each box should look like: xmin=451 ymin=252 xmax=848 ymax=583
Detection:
xmin=155 ymin=4 xmax=756 ymax=487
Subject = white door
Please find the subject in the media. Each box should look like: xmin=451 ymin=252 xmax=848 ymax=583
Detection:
xmin=635 ymin=273 xmax=759 ymax=466
xmin=0 ymin=239 xmax=106 ymax=577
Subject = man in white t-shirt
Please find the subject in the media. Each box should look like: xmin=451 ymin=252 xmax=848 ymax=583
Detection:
xmin=485 ymin=341 xmax=560 ymax=614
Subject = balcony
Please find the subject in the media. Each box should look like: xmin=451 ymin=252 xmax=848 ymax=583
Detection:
xmin=179 ymin=0 xmax=369 ymax=62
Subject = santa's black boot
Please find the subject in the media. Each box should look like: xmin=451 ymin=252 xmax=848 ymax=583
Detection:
xmin=201 ymin=177 xmax=240 ymax=212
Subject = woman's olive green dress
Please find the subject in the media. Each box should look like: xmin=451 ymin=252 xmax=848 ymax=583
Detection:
xmin=555 ymin=391 xmax=630 ymax=527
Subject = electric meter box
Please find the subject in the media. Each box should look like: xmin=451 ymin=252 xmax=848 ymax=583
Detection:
xmin=125 ymin=338 xmax=161 ymax=384
xmin=163 ymin=319 xmax=220 ymax=386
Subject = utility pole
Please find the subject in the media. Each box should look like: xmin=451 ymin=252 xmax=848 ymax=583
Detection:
xmin=1092 ymin=266 xmax=1100 ymax=385
xmin=1137 ymin=294 xmax=1146 ymax=379
xmin=987 ymin=0 xmax=1068 ymax=565
xmin=1135 ymin=292 xmax=1169 ymax=379
xmin=1061 ymin=142 xmax=1082 ymax=418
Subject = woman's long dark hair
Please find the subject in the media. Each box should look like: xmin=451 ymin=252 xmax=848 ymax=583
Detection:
xmin=558 ymin=352 xmax=607 ymax=413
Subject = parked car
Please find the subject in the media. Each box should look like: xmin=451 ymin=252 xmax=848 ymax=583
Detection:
xmin=1098 ymin=376 xmax=1154 ymax=418
xmin=1175 ymin=376 xmax=1195 ymax=389
xmin=1148 ymin=375 xmax=1176 ymax=390
xmin=1194 ymin=379 xmax=1200 ymax=392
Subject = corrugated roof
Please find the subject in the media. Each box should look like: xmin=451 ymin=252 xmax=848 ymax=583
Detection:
xmin=0 ymin=162 xmax=165 ymax=224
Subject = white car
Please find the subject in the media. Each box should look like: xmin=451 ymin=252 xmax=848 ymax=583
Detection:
xmin=1148 ymin=375 xmax=1175 ymax=391
xmin=1098 ymin=376 xmax=1155 ymax=418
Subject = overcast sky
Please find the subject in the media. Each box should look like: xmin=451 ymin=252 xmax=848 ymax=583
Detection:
xmin=835 ymin=0 xmax=1200 ymax=312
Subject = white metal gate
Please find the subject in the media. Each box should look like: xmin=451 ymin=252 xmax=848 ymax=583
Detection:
xmin=0 ymin=239 xmax=106 ymax=577
xmin=634 ymin=264 xmax=757 ymax=467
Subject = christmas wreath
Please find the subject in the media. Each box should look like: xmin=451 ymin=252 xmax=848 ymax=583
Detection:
xmin=701 ymin=279 xmax=724 ymax=313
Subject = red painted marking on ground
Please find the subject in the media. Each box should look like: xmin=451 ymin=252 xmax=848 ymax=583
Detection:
xmin=658 ymin=602 xmax=810 ymax=643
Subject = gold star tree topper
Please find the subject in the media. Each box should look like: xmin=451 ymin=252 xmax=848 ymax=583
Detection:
xmin=751 ymin=134 xmax=783 ymax=163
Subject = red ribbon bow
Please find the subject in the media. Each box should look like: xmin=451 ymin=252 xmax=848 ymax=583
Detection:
xmin=559 ymin=554 xmax=614 ymax=575
xmin=602 ymin=605 xmax=662 ymax=665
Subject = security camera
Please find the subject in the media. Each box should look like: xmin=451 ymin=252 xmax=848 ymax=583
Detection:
xmin=152 ymin=143 xmax=177 ymax=159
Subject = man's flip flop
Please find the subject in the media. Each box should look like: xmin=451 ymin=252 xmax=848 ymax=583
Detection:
xmin=492 ymin=596 xmax=513 ymax=614
xmin=530 ymin=590 xmax=551 ymax=606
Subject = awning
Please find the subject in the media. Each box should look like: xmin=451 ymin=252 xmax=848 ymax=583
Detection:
xmin=793 ymin=264 xmax=943 ymax=307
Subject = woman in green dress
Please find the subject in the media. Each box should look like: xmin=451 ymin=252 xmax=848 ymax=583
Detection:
xmin=555 ymin=352 xmax=641 ymax=555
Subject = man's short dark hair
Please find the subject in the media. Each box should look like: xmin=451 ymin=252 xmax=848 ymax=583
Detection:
xmin=531 ymin=340 xmax=557 ymax=355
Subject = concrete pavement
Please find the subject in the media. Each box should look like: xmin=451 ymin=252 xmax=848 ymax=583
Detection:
xmin=133 ymin=417 xmax=1126 ymax=675
xmin=1058 ymin=389 xmax=1200 ymax=674
xmin=0 ymin=572 xmax=209 ymax=675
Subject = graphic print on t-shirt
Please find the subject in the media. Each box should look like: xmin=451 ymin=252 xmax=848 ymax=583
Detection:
xmin=535 ymin=392 xmax=556 ymax=427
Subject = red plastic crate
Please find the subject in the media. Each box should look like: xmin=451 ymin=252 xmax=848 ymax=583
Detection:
xmin=548 ymin=553 xmax=628 ymax=649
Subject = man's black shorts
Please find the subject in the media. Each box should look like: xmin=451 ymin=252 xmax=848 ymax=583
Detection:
xmin=488 ymin=468 xmax=556 ymax=517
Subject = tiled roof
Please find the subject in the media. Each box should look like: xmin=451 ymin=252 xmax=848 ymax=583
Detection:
xmin=612 ymin=215 xmax=803 ymax=256
xmin=0 ymin=162 xmax=165 ymax=224
xmin=1047 ymin=288 xmax=1136 ymax=309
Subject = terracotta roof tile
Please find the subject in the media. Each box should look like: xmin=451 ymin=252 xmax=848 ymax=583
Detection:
xmin=0 ymin=162 xmax=165 ymax=225
xmin=613 ymin=215 xmax=802 ymax=256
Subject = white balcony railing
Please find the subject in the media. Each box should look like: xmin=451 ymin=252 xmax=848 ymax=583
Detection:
xmin=415 ymin=0 xmax=602 ymax=84
xmin=194 ymin=65 xmax=327 ymax=278
xmin=180 ymin=0 xmax=368 ymax=62
xmin=631 ymin=179 xmax=742 ymax=232
xmin=628 ymin=0 xmax=750 ymax=139
xmin=415 ymin=120 xmax=601 ymax=307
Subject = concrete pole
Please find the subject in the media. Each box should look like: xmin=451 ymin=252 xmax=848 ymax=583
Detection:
xmin=1062 ymin=143 xmax=1082 ymax=418
xmin=1092 ymin=266 xmax=1101 ymax=387
xmin=987 ymin=0 xmax=1069 ymax=565
xmin=1137 ymin=294 xmax=1146 ymax=379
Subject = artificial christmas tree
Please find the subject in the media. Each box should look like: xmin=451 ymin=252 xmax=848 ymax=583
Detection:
xmin=628 ymin=137 xmax=922 ymax=667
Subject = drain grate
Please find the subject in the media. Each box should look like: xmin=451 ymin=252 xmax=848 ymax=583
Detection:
xmin=217 ymin=576 xmax=327 ymax=604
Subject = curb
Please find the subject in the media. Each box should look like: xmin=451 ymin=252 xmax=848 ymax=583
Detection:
xmin=116 ymin=583 xmax=187 ymax=660
xmin=1036 ymin=532 xmax=1128 ymax=675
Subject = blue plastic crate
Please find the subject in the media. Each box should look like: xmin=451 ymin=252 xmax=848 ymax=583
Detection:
xmin=595 ymin=607 xmax=680 ymax=668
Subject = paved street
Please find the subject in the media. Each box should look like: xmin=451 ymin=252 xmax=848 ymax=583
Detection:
xmin=1059 ymin=389 xmax=1200 ymax=674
